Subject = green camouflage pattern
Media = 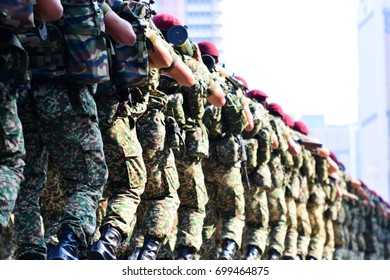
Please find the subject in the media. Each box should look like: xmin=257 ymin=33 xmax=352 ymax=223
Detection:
xmin=18 ymin=22 xmax=66 ymax=78
xmin=0 ymin=0 xmax=34 ymax=33
xmin=61 ymin=0 xmax=109 ymax=84
xmin=95 ymin=93 xmax=146 ymax=240
xmin=242 ymin=186 xmax=268 ymax=257
xmin=14 ymin=81 xmax=107 ymax=258
xmin=0 ymin=50 xmax=25 ymax=232
xmin=200 ymin=141 xmax=245 ymax=259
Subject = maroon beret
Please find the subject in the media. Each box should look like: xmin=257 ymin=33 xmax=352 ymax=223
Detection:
xmin=247 ymin=89 xmax=268 ymax=102
xmin=267 ymin=103 xmax=284 ymax=117
xmin=233 ymin=75 xmax=249 ymax=90
xmin=152 ymin=13 xmax=182 ymax=31
xmin=293 ymin=121 xmax=309 ymax=135
xmin=283 ymin=114 xmax=294 ymax=128
xmin=198 ymin=41 xmax=219 ymax=58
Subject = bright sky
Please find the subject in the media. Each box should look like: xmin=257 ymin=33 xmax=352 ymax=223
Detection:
xmin=220 ymin=0 xmax=360 ymax=125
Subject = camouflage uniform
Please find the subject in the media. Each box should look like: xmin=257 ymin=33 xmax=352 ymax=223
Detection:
xmin=200 ymin=71 xmax=248 ymax=260
xmin=13 ymin=1 xmax=109 ymax=258
xmin=322 ymin=176 xmax=338 ymax=260
xmin=91 ymin=82 xmax=147 ymax=255
xmin=159 ymin=55 xmax=217 ymax=257
xmin=306 ymin=156 xmax=327 ymax=260
xmin=296 ymin=149 xmax=314 ymax=259
xmin=282 ymin=128 xmax=301 ymax=259
xmin=241 ymin=100 xmax=271 ymax=259
xmin=333 ymin=171 xmax=349 ymax=260
xmin=136 ymin=67 xmax=180 ymax=246
xmin=266 ymin=116 xmax=288 ymax=257
xmin=0 ymin=0 xmax=33 ymax=235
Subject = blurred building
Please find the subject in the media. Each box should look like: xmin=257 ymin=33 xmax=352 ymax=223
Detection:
xmin=357 ymin=0 xmax=390 ymax=200
xmin=299 ymin=115 xmax=357 ymax=178
xmin=153 ymin=0 xmax=223 ymax=49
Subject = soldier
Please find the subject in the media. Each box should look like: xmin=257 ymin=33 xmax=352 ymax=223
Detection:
xmin=292 ymin=121 xmax=313 ymax=260
xmin=242 ymin=89 xmax=277 ymax=260
xmin=12 ymin=0 xmax=137 ymax=260
xmin=266 ymin=103 xmax=301 ymax=260
xmin=129 ymin=13 xmax=196 ymax=260
xmin=0 ymin=0 xmax=63 ymax=258
xmin=152 ymin=13 xmax=226 ymax=260
xmin=198 ymin=41 xmax=254 ymax=260
xmin=280 ymin=113 xmax=301 ymax=260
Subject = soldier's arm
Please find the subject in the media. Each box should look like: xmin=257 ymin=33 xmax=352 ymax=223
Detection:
xmin=328 ymin=157 xmax=339 ymax=174
xmin=103 ymin=3 xmax=136 ymax=46
xmin=242 ymin=97 xmax=254 ymax=131
xmin=161 ymin=54 xmax=195 ymax=87
xmin=147 ymin=31 xmax=174 ymax=69
xmin=206 ymin=81 xmax=225 ymax=107
xmin=35 ymin=0 xmax=63 ymax=21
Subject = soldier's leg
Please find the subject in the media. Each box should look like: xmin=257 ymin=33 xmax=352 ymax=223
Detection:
xmin=199 ymin=167 xmax=219 ymax=260
xmin=296 ymin=201 xmax=311 ymax=259
xmin=40 ymin=157 xmax=65 ymax=249
xmin=13 ymin=120 xmax=48 ymax=260
xmin=242 ymin=187 xmax=269 ymax=260
xmin=322 ymin=217 xmax=335 ymax=260
xmin=138 ymin=148 xmax=180 ymax=260
xmin=175 ymin=152 xmax=208 ymax=258
xmin=283 ymin=196 xmax=298 ymax=259
xmin=307 ymin=185 xmax=326 ymax=260
xmin=0 ymin=85 xmax=25 ymax=234
xmin=217 ymin=164 xmax=245 ymax=260
xmin=266 ymin=186 xmax=288 ymax=258
xmin=88 ymin=117 xmax=146 ymax=259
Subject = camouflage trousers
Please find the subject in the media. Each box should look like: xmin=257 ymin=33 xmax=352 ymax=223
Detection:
xmin=40 ymin=157 xmax=65 ymax=247
xmin=242 ymin=184 xmax=268 ymax=257
xmin=99 ymin=116 xmax=146 ymax=240
xmin=333 ymin=221 xmax=348 ymax=259
xmin=13 ymin=82 xmax=107 ymax=258
xmin=265 ymin=186 xmax=287 ymax=256
xmin=0 ymin=83 xmax=25 ymax=232
xmin=322 ymin=217 xmax=335 ymax=260
xmin=296 ymin=177 xmax=311 ymax=259
xmin=140 ymin=146 xmax=180 ymax=241
xmin=173 ymin=150 xmax=208 ymax=252
xmin=200 ymin=157 xmax=245 ymax=260
xmin=0 ymin=215 xmax=15 ymax=259
xmin=307 ymin=184 xmax=326 ymax=260
xmin=283 ymin=196 xmax=298 ymax=258
xmin=296 ymin=201 xmax=311 ymax=258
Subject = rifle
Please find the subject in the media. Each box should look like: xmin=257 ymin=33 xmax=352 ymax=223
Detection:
xmin=237 ymin=135 xmax=251 ymax=190
xmin=294 ymin=138 xmax=322 ymax=152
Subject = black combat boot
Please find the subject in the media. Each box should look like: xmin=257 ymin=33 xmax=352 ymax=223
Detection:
xmin=244 ymin=245 xmax=260 ymax=260
xmin=87 ymin=224 xmax=122 ymax=260
xmin=128 ymin=247 xmax=141 ymax=260
xmin=306 ymin=255 xmax=317 ymax=260
xmin=268 ymin=248 xmax=280 ymax=260
xmin=137 ymin=235 xmax=162 ymax=260
xmin=17 ymin=253 xmax=46 ymax=260
xmin=295 ymin=254 xmax=303 ymax=260
xmin=47 ymin=226 xmax=80 ymax=260
xmin=218 ymin=239 xmax=238 ymax=260
xmin=176 ymin=246 xmax=196 ymax=260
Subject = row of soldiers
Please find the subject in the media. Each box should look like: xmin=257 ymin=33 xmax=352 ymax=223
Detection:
xmin=1 ymin=0 xmax=390 ymax=261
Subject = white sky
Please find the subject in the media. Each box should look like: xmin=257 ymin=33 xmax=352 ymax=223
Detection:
xmin=220 ymin=0 xmax=360 ymax=125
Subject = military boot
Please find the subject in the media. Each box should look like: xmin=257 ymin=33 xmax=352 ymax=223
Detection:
xmin=128 ymin=247 xmax=141 ymax=260
xmin=306 ymin=255 xmax=317 ymax=260
xmin=17 ymin=253 xmax=46 ymax=260
xmin=137 ymin=235 xmax=162 ymax=260
xmin=244 ymin=245 xmax=260 ymax=260
xmin=218 ymin=239 xmax=238 ymax=260
xmin=176 ymin=246 xmax=196 ymax=260
xmin=87 ymin=224 xmax=122 ymax=260
xmin=268 ymin=248 xmax=280 ymax=260
xmin=47 ymin=226 xmax=79 ymax=260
